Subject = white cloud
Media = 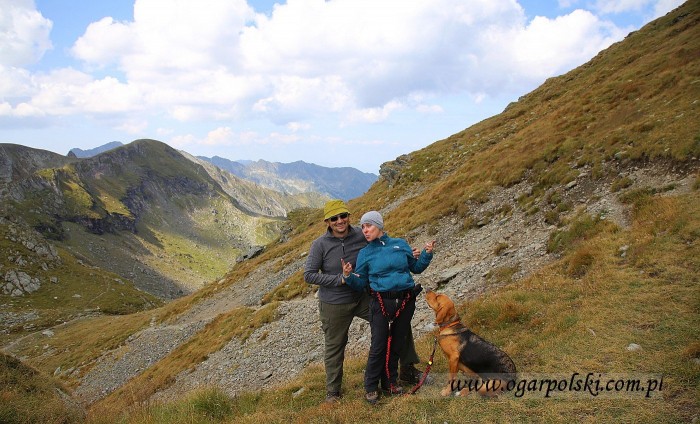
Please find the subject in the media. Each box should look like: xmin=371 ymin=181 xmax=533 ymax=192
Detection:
xmin=71 ymin=17 xmax=135 ymax=66
xmin=172 ymin=127 xmax=263 ymax=150
xmin=28 ymin=68 xmax=143 ymax=115
xmin=287 ymin=122 xmax=310 ymax=132
xmin=652 ymin=0 xmax=685 ymax=18
xmin=593 ymin=0 xmax=651 ymax=14
xmin=116 ymin=119 xmax=148 ymax=134
xmin=345 ymin=100 xmax=405 ymax=124
xmin=203 ymin=126 xmax=236 ymax=146
xmin=0 ymin=0 xmax=52 ymax=67
xmin=417 ymin=104 xmax=444 ymax=114
xmin=1 ymin=0 xmax=681 ymax=136
xmin=591 ymin=0 xmax=682 ymax=16
xmin=73 ymin=0 xmax=255 ymax=71
xmin=506 ymin=10 xmax=626 ymax=80
xmin=558 ymin=0 xmax=580 ymax=7
xmin=0 ymin=65 xmax=33 ymax=99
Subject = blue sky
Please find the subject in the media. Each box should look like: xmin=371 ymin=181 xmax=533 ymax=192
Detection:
xmin=0 ymin=0 xmax=685 ymax=173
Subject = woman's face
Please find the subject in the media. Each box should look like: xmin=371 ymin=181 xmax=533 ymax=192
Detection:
xmin=361 ymin=223 xmax=383 ymax=242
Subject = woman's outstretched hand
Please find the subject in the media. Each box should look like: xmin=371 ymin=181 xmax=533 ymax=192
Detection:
xmin=425 ymin=240 xmax=437 ymax=253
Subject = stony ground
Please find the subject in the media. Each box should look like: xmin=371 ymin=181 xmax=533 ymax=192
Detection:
xmin=58 ymin=163 xmax=698 ymax=405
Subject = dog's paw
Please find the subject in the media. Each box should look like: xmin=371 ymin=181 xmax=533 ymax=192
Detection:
xmin=440 ymin=386 xmax=454 ymax=397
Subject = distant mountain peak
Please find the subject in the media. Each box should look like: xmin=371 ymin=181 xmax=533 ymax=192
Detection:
xmin=68 ymin=141 xmax=124 ymax=158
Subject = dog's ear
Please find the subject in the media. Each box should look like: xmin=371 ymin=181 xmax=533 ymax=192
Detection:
xmin=436 ymin=295 xmax=459 ymax=324
xmin=434 ymin=295 xmax=450 ymax=324
xmin=445 ymin=302 xmax=458 ymax=322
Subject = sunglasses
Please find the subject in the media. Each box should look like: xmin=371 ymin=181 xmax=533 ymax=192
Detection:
xmin=327 ymin=212 xmax=349 ymax=222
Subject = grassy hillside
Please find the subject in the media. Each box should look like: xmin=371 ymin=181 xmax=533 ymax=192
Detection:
xmin=0 ymin=352 xmax=84 ymax=423
xmin=0 ymin=219 xmax=163 ymax=348
xmin=84 ymin=3 xmax=698 ymax=422
xmin=354 ymin=2 xmax=699 ymax=236
xmin=1 ymin=139 xmax=292 ymax=297
xmin=90 ymin=189 xmax=698 ymax=423
xmin=1 ymin=2 xmax=698 ymax=423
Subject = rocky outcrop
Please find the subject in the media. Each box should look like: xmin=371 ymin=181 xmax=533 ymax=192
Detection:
xmin=1 ymin=217 xmax=61 ymax=296
xmin=0 ymin=144 xmax=77 ymax=187
xmin=379 ymin=154 xmax=410 ymax=187
xmin=2 ymin=270 xmax=41 ymax=296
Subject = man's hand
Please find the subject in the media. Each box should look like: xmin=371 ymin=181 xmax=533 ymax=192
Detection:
xmin=425 ymin=240 xmax=437 ymax=253
xmin=341 ymin=258 xmax=353 ymax=278
xmin=412 ymin=247 xmax=420 ymax=259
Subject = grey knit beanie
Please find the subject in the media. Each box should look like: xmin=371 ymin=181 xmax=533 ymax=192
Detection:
xmin=360 ymin=211 xmax=384 ymax=230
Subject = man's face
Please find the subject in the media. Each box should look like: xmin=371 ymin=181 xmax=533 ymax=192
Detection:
xmin=326 ymin=212 xmax=350 ymax=237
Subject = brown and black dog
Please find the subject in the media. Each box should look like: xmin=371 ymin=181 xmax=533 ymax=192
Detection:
xmin=425 ymin=289 xmax=517 ymax=397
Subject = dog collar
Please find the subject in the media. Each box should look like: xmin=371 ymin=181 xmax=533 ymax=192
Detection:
xmin=437 ymin=318 xmax=460 ymax=329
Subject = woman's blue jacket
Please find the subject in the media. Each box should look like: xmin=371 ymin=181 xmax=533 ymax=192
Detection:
xmin=345 ymin=233 xmax=432 ymax=293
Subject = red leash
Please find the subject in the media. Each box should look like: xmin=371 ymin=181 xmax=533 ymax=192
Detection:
xmin=375 ymin=290 xmax=436 ymax=395
xmin=375 ymin=291 xmax=410 ymax=395
xmin=407 ymin=337 xmax=437 ymax=395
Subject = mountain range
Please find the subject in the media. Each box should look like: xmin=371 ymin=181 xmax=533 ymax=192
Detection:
xmin=1 ymin=139 xmax=331 ymax=299
xmin=68 ymin=143 xmax=377 ymax=201
xmin=201 ymin=156 xmax=377 ymax=201
xmin=1 ymin=2 xmax=699 ymax=423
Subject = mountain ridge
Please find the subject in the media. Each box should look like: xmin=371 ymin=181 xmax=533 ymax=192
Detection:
xmin=64 ymin=142 xmax=377 ymax=201
xmin=0 ymin=139 xmax=324 ymax=300
xmin=68 ymin=141 xmax=124 ymax=158
xmin=199 ymin=155 xmax=377 ymax=201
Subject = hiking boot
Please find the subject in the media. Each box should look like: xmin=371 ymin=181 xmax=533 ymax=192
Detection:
xmin=382 ymin=385 xmax=404 ymax=396
xmin=399 ymin=364 xmax=423 ymax=384
xmin=324 ymin=391 xmax=341 ymax=403
xmin=364 ymin=391 xmax=379 ymax=404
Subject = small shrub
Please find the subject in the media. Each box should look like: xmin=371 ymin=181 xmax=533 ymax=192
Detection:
xmin=461 ymin=216 xmax=476 ymax=233
xmin=619 ymin=187 xmax=655 ymax=204
xmin=565 ymin=247 xmax=595 ymax=278
xmin=493 ymin=242 xmax=509 ymax=256
xmin=617 ymin=184 xmax=676 ymax=205
xmin=496 ymin=203 xmax=513 ymax=216
xmin=683 ymin=341 xmax=700 ymax=359
xmin=547 ymin=212 xmax=611 ymax=253
xmin=486 ymin=265 xmax=518 ymax=285
xmin=261 ymin=271 xmax=312 ymax=304
xmin=498 ymin=301 xmax=532 ymax=324
xmin=556 ymin=200 xmax=573 ymax=213
xmin=611 ymin=176 xmax=634 ymax=192
xmin=544 ymin=210 xmax=560 ymax=225
xmin=427 ymin=223 xmax=439 ymax=236
xmin=191 ymin=388 xmax=235 ymax=420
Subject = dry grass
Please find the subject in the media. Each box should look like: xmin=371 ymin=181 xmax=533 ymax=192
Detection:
xmin=261 ymin=270 xmax=316 ymax=304
xmin=88 ymin=302 xmax=280 ymax=417
xmin=84 ymin=187 xmax=699 ymax=424
xmin=1 ymin=352 xmax=84 ymax=423
xmin=349 ymin=2 xmax=700 ymax=237
xmin=10 ymin=313 xmax=155 ymax=388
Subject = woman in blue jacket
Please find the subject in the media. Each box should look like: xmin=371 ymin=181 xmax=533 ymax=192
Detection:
xmin=342 ymin=211 xmax=435 ymax=404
